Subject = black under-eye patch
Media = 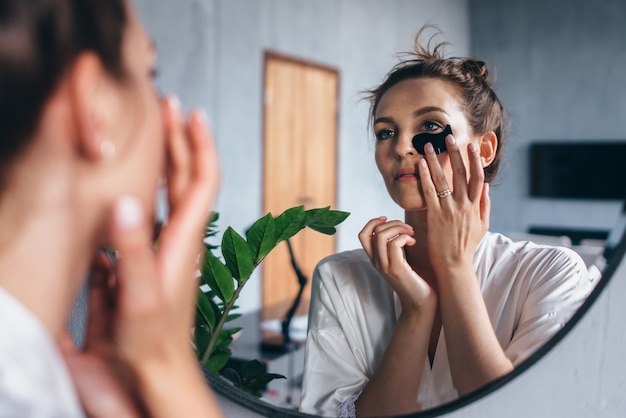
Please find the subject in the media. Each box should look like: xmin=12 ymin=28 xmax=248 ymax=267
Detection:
xmin=412 ymin=124 xmax=453 ymax=155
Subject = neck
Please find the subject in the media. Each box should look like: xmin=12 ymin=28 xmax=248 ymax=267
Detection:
xmin=403 ymin=209 xmax=437 ymax=286
xmin=0 ymin=159 xmax=97 ymax=340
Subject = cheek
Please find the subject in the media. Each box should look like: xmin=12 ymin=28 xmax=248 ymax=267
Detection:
xmin=374 ymin=143 xmax=392 ymax=174
xmin=142 ymin=92 xmax=165 ymax=162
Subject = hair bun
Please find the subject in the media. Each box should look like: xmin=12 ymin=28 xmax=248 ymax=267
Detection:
xmin=461 ymin=59 xmax=490 ymax=83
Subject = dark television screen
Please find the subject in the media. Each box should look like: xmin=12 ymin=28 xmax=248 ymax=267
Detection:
xmin=530 ymin=142 xmax=626 ymax=200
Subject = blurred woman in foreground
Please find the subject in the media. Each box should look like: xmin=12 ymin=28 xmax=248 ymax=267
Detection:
xmin=0 ymin=1 xmax=222 ymax=416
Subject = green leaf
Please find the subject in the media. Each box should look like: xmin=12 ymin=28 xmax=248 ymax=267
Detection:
xmin=222 ymin=227 xmax=255 ymax=285
xmin=196 ymin=289 xmax=217 ymax=330
xmin=214 ymin=329 xmax=234 ymax=351
xmin=224 ymin=327 xmax=242 ymax=337
xmin=306 ymin=208 xmax=351 ymax=235
xmin=245 ymin=374 xmax=286 ymax=388
xmin=304 ymin=206 xmax=331 ymax=225
xmin=240 ymin=359 xmax=267 ymax=378
xmin=318 ymin=209 xmax=351 ymax=226
xmin=203 ymin=212 xmax=220 ymax=251
xmin=205 ymin=346 xmax=231 ymax=373
xmin=194 ymin=325 xmax=211 ymax=361
xmin=307 ymin=224 xmax=338 ymax=235
xmin=226 ymin=313 xmax=242 ymax=322
xmin=274 ymin=206 xmax=306 ymax=242
xmin=237 ymin=362 xmax=286 ymax=397
xmin=201 ymin=250 xmax=235 ymax=303
xmin=246 ymin=213 xmax=278 ymax=262
xmin=221 ymin=368 xmax=242 ymax=386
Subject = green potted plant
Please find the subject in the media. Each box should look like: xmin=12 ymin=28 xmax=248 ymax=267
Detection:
xmin=194 ymin=205 xmax=349 ymax=396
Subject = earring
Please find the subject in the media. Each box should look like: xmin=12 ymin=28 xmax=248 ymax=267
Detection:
xmin=99 ymin=138 xmax=116 ymax=159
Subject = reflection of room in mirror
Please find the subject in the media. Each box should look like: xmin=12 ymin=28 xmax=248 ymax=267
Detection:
xmin=130 ymin=0 xmax=626 ymax=416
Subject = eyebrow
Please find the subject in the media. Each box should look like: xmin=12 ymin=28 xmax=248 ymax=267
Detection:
xmin=413 ymin=106 xmax=448 ymax=118
xmin=374 ymin=106 xmax=449 ymax=125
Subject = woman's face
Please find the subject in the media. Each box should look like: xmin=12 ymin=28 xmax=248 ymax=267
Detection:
xmin=373 ymin=77 xmax=478 ymax=211
xmin=106 ymin=5 xmax=164 ymax=216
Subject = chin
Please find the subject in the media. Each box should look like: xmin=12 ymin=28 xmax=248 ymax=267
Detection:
xmin=393 ymin=196 xmax=427 ymax=212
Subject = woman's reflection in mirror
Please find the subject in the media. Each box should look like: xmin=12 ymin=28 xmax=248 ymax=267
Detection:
xmin=0 ymin=0 xmax=223 ymax=416
xmin=299 ymin=25 xmax=597 ymax=418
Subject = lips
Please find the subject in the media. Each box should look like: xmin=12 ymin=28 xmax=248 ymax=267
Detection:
xmin=395 ymin=167 xmax=418 ymax=182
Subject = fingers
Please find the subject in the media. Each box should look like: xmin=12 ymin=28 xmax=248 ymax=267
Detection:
xmin=109 ymin=196 xmax=159 ymax=318
xmin=84 ymin=251 xmax=116 ymax=347
xmin=359 ymin=218 xmax=414 ymax=271
xmin=467 ymin=142 xmax=485 ymax=201
xmin=358 ymin=216 xmax=387 ymax=258
xmin=446 ymin=135 xmax=468 ymax=199
xmin=419 ymin=141 xmax=452 ymax=208
xmin=166 ymin=109 xmax=219 ymax=232
xmin=419 ymin=136 xmax=485 ymax=205
xmin=159 ymin=108 xmax=220 ymax=290
xmin=480 ymin=182 xmax=491 ymax=229
xmin=386 ymin=234 xmax=416 ymax=272
xmin=163 ymin=96 xmax=190 ymax=206
xmin=58 ymin=331 xmax=77 ymax=354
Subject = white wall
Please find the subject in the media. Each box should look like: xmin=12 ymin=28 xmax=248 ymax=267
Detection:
xmin=133 ymin=0 xmax=470 ymax=314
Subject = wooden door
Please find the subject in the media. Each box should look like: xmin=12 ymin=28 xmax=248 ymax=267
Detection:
xmin=262 ymin=52 xmax=339 ymax=315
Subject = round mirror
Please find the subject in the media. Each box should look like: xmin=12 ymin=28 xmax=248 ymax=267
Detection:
xmin=123 ymin=1 xmax=626 ymax=416
xmin=205 ymin=210 xmax=626 ymax=416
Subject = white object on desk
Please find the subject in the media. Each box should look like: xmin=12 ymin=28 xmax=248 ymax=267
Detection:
xmin=260 ymin=315 xmax=308 ymax=342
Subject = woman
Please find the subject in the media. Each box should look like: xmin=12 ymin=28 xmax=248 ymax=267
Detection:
xmin=0 ymin=0 xmax=222 ymax=416
xmin=300 ymin=27 xmax=594 ymax=417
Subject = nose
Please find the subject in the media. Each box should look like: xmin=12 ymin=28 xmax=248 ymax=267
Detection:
xmin=394 ymin=132 xmax=417 ymax=158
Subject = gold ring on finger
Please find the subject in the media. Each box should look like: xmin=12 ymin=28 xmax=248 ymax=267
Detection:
xmin=437 ymin=189 xmax=452 ymax=199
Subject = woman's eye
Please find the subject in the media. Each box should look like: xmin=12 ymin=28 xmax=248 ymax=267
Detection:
xmin=376 ymin=129 xmax=395 ymax=141
xmin=422 ymin=121 xmax=442 ymax=131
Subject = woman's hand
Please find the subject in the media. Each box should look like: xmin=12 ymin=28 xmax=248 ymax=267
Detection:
xmin=358 ymin=218 xmax=435 ymax=314
xmin=418 ymin=135 xmax=490 ymax=275
xmin=59 ymin=252 xmax=144 ymax=418
xmin=356 ymin=218 xmax=436 ymax=417
xmin=109 ymin=96 xmax=219 ymax=366
xmin=418 ymin=135 xmax=513 ymax=395
xmin=106 ymin=96 xmax=221 ymax=417
xmin=63 ymin=96 xmax=223 ymax=418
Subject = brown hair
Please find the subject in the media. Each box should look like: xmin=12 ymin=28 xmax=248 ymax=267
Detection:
xmin=0 ymin=0 xmax=127 ymax=187
xmin=365 ymin=25 xmax=507 ymax=183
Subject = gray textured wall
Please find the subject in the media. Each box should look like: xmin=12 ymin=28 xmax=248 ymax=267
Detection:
xmin=132 ymin=0 xmax=469 ymax=314
xmin=470 ymin=0 xmax=626 ymax=236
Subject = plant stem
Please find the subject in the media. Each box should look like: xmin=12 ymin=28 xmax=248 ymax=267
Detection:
xmin=200 ymin=260 xmax=263 ymax=365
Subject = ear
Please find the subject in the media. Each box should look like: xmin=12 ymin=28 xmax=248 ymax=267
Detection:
xmin=68 ymin=52 xmax=116 ymax=160
xmin=478 ymin=131 xmax=498 ymax=168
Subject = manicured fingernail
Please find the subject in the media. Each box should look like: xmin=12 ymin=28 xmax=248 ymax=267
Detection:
xmin=419 ymin=159 xmax=428 ymax=168
xmin=446 ymin=135 xmax=456 ymax=145
xmin=468 ymin=142 xmax=478 ymax=153
xmin=168 ymin=95 xmax=181 ymax=112
xmin=425 ymin=142 xmax=434 ymax=153
xmin=378 ymin=216 xmax=387 ymax=220
xmin=197 ymin=109 xmax=210 ymax=126
xmin=114 ymin=195 xmax=144 ymax=230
